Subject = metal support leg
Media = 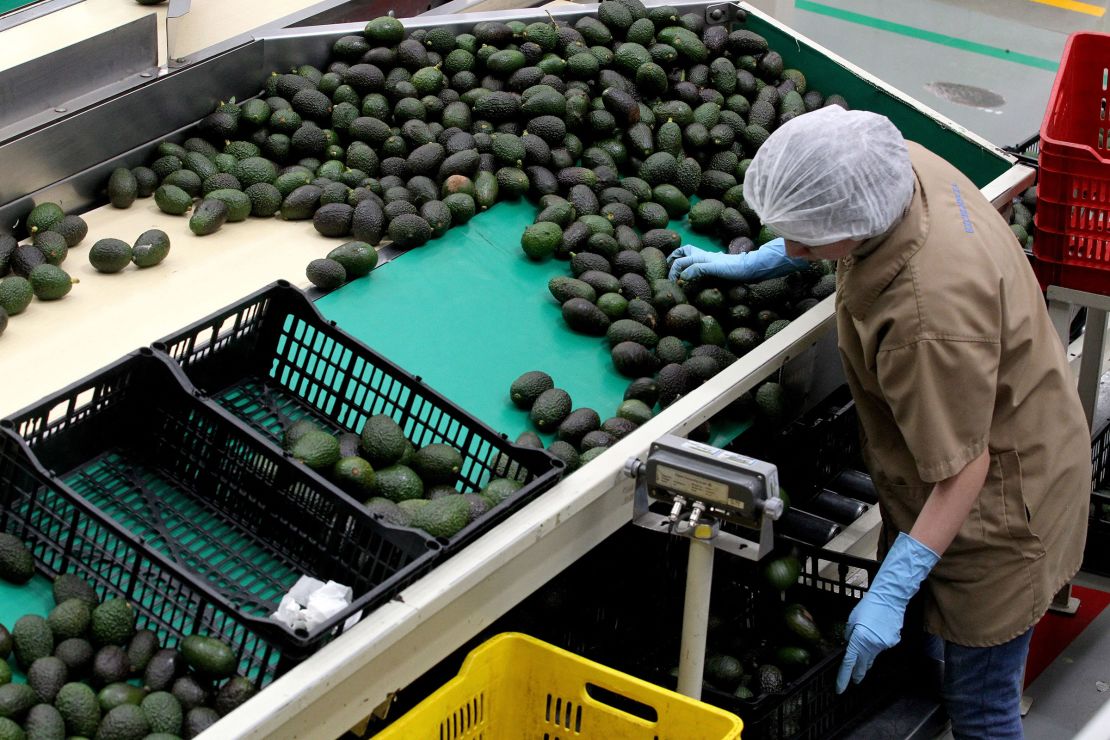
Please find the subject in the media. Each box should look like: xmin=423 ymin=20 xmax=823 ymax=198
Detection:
xmin=1050 ymin=582 xmax=1081 ymax=616
xmin=1049 ymin=296 xmax=1075 ymax=352
xmin=1078 ymin=307 xmax=1109 ymax=429
xmin=677 ymin=531 xmax=715 ymax=701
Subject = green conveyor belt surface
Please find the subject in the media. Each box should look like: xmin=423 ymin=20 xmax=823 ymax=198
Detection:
xmin=317 ymin=199 xmax=747 ymax=446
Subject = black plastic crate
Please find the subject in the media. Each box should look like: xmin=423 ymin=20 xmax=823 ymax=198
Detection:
xmin=153 ymin=281 xmax=564 ymax=554
xmin=498 ymin=527 xmax=906 ymax=740
xmin=730 ymin=386 xmax=864 ymax=507
xmin=1085 ymin=421 xmax=1110 ymax=576
xmin=1005 ymin=133 xmax=1040 ymax=168
xmin=0 ymin=349 xmax=439 ymax=686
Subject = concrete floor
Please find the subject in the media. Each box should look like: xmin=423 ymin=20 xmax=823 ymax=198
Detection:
xmin=750 ymin=0 xmax=1110 ymax=149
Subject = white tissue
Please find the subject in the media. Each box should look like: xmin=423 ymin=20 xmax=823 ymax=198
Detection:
xmin=271 ymin=575 xmax=354 ymax=633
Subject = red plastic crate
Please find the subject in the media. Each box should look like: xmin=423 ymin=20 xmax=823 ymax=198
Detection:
xmin=1035 ymin=32 xmax=1110 ymax=294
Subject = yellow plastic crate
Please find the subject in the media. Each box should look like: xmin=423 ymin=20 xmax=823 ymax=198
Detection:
xmin=373 ymin=633 xmax=743 ymax=739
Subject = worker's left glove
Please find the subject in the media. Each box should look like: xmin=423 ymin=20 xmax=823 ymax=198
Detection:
xmin=836 ymin=532 xmax=939 ymax=694
xmin=666 ymin=238 xmax=808 ymax=282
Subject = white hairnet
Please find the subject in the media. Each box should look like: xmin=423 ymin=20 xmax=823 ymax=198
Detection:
xmin=743 ymin=106 xmax=914 ymax=246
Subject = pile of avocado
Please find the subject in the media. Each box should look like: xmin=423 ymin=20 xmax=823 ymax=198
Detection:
xmin=508 ymin=368 xmax=790 ymax=474
xmin=0 ymin=203 xmax=175 ymax=340
xmin=676 ymin=555 xmax=847 ymax=735
xmin=283 ymin=413 xmax=521 ymax=539
xmin=1009 ymin=185 xmax=1035 ymax=251
xmin=100 ymin=4 xmax=847 ymax=292
xmin=0 ymin=206 xmax=88 ymax=337
xmin=0 ymin=535 xmax=254 ymax=740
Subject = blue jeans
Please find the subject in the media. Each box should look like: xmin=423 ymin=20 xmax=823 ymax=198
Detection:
xmin=927 ymin=628 xmax=1034 ymax=740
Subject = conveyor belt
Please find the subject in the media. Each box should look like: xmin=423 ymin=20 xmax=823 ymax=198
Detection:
xmin=316 ymin=198 xmax=751 ymax=446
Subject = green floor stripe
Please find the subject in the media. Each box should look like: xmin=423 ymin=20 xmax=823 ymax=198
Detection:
xmin=0 ymin=0 xmax=40 ymax=14
xmin=795 ymin=0 xmax=1059 ymax=71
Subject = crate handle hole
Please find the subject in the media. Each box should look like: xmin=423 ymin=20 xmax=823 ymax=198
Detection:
xmin=1103 ymin=98 xmax=1108 ymax=122
xmin=583 ymin=683 xmax=659 ymax=723
xmin=1103 ymin=67 xmax=1107 ymax=91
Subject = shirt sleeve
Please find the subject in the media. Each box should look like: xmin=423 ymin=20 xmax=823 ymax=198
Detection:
xmin=876 ymin=337 xmax=1000 ymax=482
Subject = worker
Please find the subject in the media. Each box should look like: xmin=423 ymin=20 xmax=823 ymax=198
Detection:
xmin=668 ymin=106 xmax=1091 ymax=739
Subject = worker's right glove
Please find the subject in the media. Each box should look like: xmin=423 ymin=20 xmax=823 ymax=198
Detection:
xmin=666 ymin=238 xmax=809 ymax=282
xmin=836 ymin=532 xmax=939 ymax=694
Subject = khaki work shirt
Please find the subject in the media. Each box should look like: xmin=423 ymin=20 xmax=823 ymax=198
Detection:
xmin=835 ymin=142 xmax=1091 ymax=646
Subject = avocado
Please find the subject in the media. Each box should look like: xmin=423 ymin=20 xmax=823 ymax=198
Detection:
xmin=611 ymin=341 xmax=658 ymax=377
xmin=28 ymin=265 xmax=75 ymax=301
xmin=184 ymin=706 xmax=220 ymax=738
xmin=55 ymin=682 xmax=100 ymax=736
xmin=106 ymin=167 xmax=139 ymax=209
xmin=93 ymin=645 xmax=131 ymax=687
xmin=13 ymin=615 xmax=52 ymax=671
xmin=617 ymin=399 xmax=653 ymax=425
xmin=88 ymin=239 xmax=133 ymax=274
xmin=53 ymin=638 xmax=93 ymax=678
xmin=131 ymin=229 xmax=170 ymax=269
xmin=0 ymin=534 xmax=34 ymax=584
xmin=320 ymin=242 xmax=375 ymax=281
xmin=46 ymin=599 xmax=90 ymax=642
xmin=655 ymin=336 xmax=688 ymax=366
xmin=0 ymin=684 xmax=36 ymax=721
xmin=784 ymin=603 xmax=822 ymax=643
xmin=98 ymin=682 xmax=147 ymax=712
xmin=556 ymin=408 xmax=601 ymax=447
xmin=26 ymin=203 xmax=64 ymax=234
xmin=290 ymin=430 xmax=341 ymax=470
xmin=214 ymin=676 xmax=255 ymax=717
xmin=705 ymin=654 xmax=744 ymax=689
xmin=91 ymin=598 xmax=134 ymax=647
xmin=188 ymin=199 xmax=229 ymax=236
xmin=562 ymin=297 xmax=611 ymax=336
xmin=409 ymin=496 xmax=470 ymax=538
xmin=758 ymin=664 xmax=785 ymax=693
xmin=481 ymin=478 xmax=523 ymax=506
xmin=141 ymin=691 xmax=182 ymax=735
xmin=305 ymin=258 xmax=347 ymax=291
xmin=369 ymin=465 xmax=424 ymax=503
xmin=170 ymin=677 xmax=208 ymax=712
xmin=754 ymin=381 xmax=786 ymax=425
xmin=27 ymin=656 xmax=67 ymax=703
xmin=97 ymin=703 xmax=149 ymax=740
xmin=411 ymin=444 xmax=463 ymax=486
xmin=23 ymin=703 xmax=66 ymax=739
xmin=510 ymin=370 xmax=554 ymax=409
xmin=142 ymin=649 xmax=182 ymax=692
xmin=154 ymin=184 xmax=193 ymax=216
xmin=125 ymin=629 xmax=159 ymax=676
xmin=180 ymin=635 xmax=235 ymax=680
xmin=547 ymin=276 xmax=596 ymax=305
xmin=607 ymin=319 xmax=659 ymax=349
xmin=31 ymin=231 xmax=67 ymax=265
xmin=521 ymin=222 xmax=561 ymax=260
xmin=359 ymin=415 xmax=407 ymax=469
xmin=530 ymin=388 xmax=573 ymax=432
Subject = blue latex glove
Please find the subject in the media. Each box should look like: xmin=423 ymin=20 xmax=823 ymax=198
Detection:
xmin=836 ymin=532 xmax=939 ymax=694
xmin=666 ymin=238 xmax=809 ymax=282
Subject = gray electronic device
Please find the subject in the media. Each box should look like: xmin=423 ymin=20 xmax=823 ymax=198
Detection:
xmin=625 ymin=434 xmax=784 ymax=561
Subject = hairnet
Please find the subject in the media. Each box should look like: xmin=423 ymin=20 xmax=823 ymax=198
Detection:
xmin=743 ymin=106 xmax=914 ymax=246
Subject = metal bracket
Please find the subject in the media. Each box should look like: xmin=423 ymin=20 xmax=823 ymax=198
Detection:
xmin=166 ymin=0 xmax=192 ymax=67
xmin=705 ymin=3 xmax=735 ymax=24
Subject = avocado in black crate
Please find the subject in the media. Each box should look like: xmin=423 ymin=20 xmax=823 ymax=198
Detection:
xmin=153 ymin=280 xmax=564 ymax=554
xmin=0 ymin=349 xmax=438 ymax=687
xmin=502 ymin=526 xmax=910 ymax=740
